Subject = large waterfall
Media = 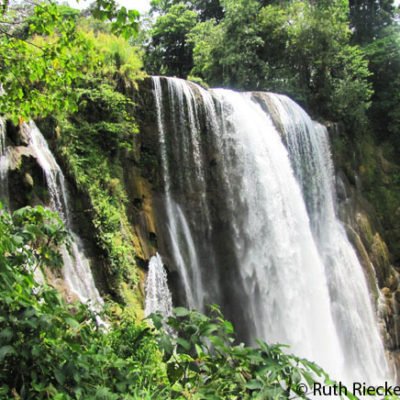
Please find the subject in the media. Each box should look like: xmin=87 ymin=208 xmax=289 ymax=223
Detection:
xmin=151 ymin=76 xmax=390 ymax=384
xmin=22 ymin=121 xmax=103 ymax=310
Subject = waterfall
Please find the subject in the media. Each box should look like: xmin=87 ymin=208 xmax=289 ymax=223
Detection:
xmin=210 ymin=89 xmax=343 ymax=377
xmin=151 ymin=76 xmax=390 ymax=384
xmin=144 ymin=253 xmax=173 ymax=318
xmin=153 ymin=77 xmax=208 ymax=310
xmin=0 ymin=118 xmax=9 ymax=204
xmin=22 ymin=121 xmax=103 ymax=310
xmin=264 ymin=93 xmax=390 ymax=382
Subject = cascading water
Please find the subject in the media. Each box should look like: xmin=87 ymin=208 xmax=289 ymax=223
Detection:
xmin=23 ymin=121 xmax=103 ymax=310
xmin=0 ymin=118 xmax=9 ymax=203
xmin=264 ymin=93 xmax=390 ymax=383
xmin=144 ymin=253 xmax=173 ymax=318
xmin=210 ymin=89 xmax=344 ymax=376
xmin=153 ymin=77 xmax=213 ymax=311
xmin=151 ymin=76 xmax=390 ymax=384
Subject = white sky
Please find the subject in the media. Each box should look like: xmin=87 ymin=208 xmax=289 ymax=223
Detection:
xmin=67 ymin=0 xmax=151 ymax=13
xmin=66 ymin=0 xmax=400 ymax=15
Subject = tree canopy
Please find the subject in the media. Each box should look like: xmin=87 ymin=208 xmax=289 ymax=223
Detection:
xmin=0 ymin=0 xmax=141 ymax=122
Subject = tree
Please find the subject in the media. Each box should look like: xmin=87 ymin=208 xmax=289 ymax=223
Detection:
xmin=150 ymin=0 xmax=224 ymax=21
xmin=349 ymin=0 xmax=395 ymax=44
xmin=145 ymin=3 xmax=198 ymax=77
xmin=365 ymin=25 xmax=400 ymax=142
xmin=0 ymin=0 xmax=140 ymax=122
xmin=281 ymin=0 xmax=372 ymax=125
xmin=189 ymin=0 xmax=372 ymax=126
xmin=190 ymin=0 xmax=265 ymax=88
xmin=0 ymin=3 xmax=92 ymax=121
xmin=145 ymin=0 xmax=225 ymax=77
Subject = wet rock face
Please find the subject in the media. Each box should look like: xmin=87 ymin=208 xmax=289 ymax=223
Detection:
xmin=7 ymin=146 xmax=49 ymax=210
xmin=1 ymin=123 xmax=111 ymax=300
xmin=130 ymin=77 xmax=257 ymax=341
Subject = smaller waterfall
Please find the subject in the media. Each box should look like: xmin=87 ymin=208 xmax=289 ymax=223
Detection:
xmin=144 ymin=253 xmax=173 ymax=317
xmin=0 ymin=119 xmax=6 ymax=156
xmin=0 ymin=118 xmax=9 ymax=204
xmin=23 ymin=121 xmax=103 ymax=310
xmin=153 ymin=77 xmax=206 ymax=310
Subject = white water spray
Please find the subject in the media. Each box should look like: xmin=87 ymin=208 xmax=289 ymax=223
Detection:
xmin=144 ymin=253 xmax=173 ymax=318
xmin=266 ymin=93 xmax=390 ymax=383
xmin=153 ymin=77 xmax=205 ymax=310
xmin=0 ymin=118 xmax=9 ymax=203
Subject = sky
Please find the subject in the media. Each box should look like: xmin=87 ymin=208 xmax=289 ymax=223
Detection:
xmin=67 ymin=0 xmax=400 ymax=15
xmin=67 ymin=0 xmax=151 ymax=13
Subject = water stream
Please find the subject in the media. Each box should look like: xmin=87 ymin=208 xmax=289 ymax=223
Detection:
xmin=151 ymin=76 xmax=390 ymax=384
xmin=0 ymin=118 xmax=9 ymax=204
xmin=265 ymin=93 xmax=389 ymax=382
xmin=23 ymin=121 xmax=103 ymax=310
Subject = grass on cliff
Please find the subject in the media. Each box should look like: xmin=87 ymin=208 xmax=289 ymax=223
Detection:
xmin=47 ymin=22 xmax=147 ymax=310
xmin=57 ymin=81 xmax=141 ymax=306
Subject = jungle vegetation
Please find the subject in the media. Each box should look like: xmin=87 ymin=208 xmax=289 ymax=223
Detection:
xmin=1 ymin=0 xmax=400 ymax=398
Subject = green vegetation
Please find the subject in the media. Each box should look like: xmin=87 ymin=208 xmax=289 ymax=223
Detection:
xmin=150 ymin=307 xmax=332 ymax=399
xmin=54 ymin=28 xmax=146 ymax=303
xmin=59 ymin=81 xmax=139 ymax=299
xmin=145 ymin=0 xmax=373 ymax=127
xmin=1 ymin=0 xmax=400 ymax=397
xmin=0 ymin=0 xmax=140 ymax=122
xmin=1 ymin=1 xmax=146 ymax=303
xmin=145 ymin=3 xmax=198 ymax=77
xmin=0 ymin=3 xmax=89 ymax=121
xmin=349 ymin=0 xmax=395 ymax=44
xmin=0 ymin=205 xmax=166 ymax=399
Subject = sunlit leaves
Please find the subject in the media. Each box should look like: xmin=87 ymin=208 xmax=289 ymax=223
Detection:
xmin=92 ymin=0 xmax=140 ymax=39
xmin=0 ymin=2 xmax=95 ymax=122
xmin=0 ymin=0 xmax=141 ymax=122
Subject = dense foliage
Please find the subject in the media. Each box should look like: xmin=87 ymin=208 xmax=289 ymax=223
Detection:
xmin=0 ymin=0 xmax=140 ymax=122
xmin=58 ymin=80 xmax=140 ymax=301
xmin=150 ymin=307 xmax=334 ymax=399
xmin=0 ymin=205 xmax=166 ymax=399
xmin=145 ymin=0 xmax=374 ymax=127
xmin=349 ymin=0 xmax=395 ymax=44
xmin=51 ymin=27 xmax=145 ymax=305
xmin=2 ymin=0 xmax=400 ymax=397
